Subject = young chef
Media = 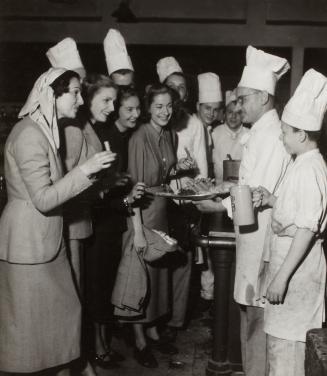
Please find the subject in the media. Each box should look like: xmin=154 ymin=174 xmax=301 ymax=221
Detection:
xmin=194 ymin=46 xmax=291 ymax=376
xmin=253 ymin=68 xmax=327 ymax=376
xmin=212 ymin=89 xmax=248 ymax=184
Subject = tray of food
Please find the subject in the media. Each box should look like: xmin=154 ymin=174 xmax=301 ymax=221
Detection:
xmin=153 ymin=178 xmax=232 ymax=201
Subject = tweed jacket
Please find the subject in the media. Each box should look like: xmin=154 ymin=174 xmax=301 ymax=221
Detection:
xmin=0 ymin=117 xmax=93 ymax=264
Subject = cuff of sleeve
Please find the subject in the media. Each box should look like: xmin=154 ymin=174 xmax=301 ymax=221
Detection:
xmin=222 ymin=197 xmax=233 ymax=219
xmin=294 ymin=215 xmax=318 ymax=233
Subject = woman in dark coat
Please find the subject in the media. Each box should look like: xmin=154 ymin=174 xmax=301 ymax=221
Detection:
xmin=82 ymin=78 xmax=145 ymax=368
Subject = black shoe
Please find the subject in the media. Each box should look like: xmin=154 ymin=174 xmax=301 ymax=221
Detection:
xmin=160 ymin=326 xmax=178 ymax=343
xmin=147 ymin=337 xmax=179 ymax=355
xmin=134 ymin=345 xmax=158 ymax=368
xmin=92 ymin=352 xmax=120 ymax=369
xmin=106 ymin=348 xmax=125 ymax=362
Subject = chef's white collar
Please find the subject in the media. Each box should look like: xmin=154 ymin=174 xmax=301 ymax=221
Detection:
xmin=251 ymin=108 xmax=279 ymax=133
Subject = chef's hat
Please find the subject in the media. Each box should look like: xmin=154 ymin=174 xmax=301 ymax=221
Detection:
xmin=238 ymin=46 xmax=290 ymax=95
xmin=104 ymin=29 xmax=134 ymax=75
xmin=282 ymin=69 xmax=327 ymax=131
xmin=225 ymin=89 xmax=237 ymax=106
xmin=156 ymin=57 xmax=183 ymax=83
xmin=46 ymin=37 xmax=85 ymax=78
xmin=198 ymin=73 xmax=222 ymax=103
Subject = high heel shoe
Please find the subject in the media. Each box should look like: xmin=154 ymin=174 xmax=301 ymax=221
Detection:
xmin=105 ymin=348 xmax=125 ymax=362
xmin=134 ymin=345 xmax=158 ymax=368
xmin=92 ymin=351 xmax=120 ymax=369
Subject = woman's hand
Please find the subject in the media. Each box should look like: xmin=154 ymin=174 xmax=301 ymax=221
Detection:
xmin=176 ymin=158 xmax=196 ymax=171
xmin=265 ymin=274 xmax=288 ymax=304
xmin=176 ymin=147 xmax=196 ymax=171
xmin=126 ymin=182 xmax=146 ymax=205
xmin=134 ymin=230 xmax=147 ymax=253
xmin=80 ymin=151 xmax=116 ymax=177
xmin=252 ymin=186 xmax=275 ymax=208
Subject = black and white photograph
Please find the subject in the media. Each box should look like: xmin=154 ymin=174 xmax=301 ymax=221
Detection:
xmin=1 ymin=1 xmax=327 ymax=375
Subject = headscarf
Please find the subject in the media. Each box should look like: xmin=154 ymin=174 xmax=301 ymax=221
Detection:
xmin=19 ymin=67 xmax=67 ymax=152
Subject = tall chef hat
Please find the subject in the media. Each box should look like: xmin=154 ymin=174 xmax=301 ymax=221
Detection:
xmin=225 ymin=89 xmax=237 ymax=106
xmin=156 ymin=57 xmax=183 ymax=83
xmin=238 ymin=46 xmax=290 ymax=95
xmin=46 ymin=37 xmax=85 ymax=78
xmin=104 ymin=29 xmax=134 ymax=75
xmin=282 ymin=69 xmax=327 ymax=131
xmin=198 ymin=73 xmax=222 ymax=103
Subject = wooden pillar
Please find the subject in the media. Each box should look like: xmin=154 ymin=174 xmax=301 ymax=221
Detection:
xmin=290 ymin=47 xmax=305 ymax=95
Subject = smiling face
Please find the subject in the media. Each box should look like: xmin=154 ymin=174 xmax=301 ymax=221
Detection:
xmin=116 ymin=95 xmax=141 ymax=131
xmin=56 ymin=77 xmax=83 ymax=119
xmin=225 ymin=102 xmax=243 ymax=130
xmin=165 ymin=73 xmax=187 ymax=101
xmin=149 ymin=93 xmax=173 ymax=128
xmin=235 ymin=87 xmax=262 ymax=124
xmin=90 ymin=87 xmax=117 ymax=123
xmin=197 ymin=102 xmax=223 ymax=127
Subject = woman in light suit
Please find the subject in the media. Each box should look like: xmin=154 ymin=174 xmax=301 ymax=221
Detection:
xmin=0 ymin=68 xmax=116 ymax=374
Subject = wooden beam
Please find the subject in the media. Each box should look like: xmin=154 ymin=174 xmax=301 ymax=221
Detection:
xmin=1 ymin=21 xmax=327 ymax=49
xmin=290 ymin=47 xmax=304 ymax=94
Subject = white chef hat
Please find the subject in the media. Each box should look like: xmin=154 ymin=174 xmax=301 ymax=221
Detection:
xmin=238 ymin=46 xmax=290 ymax=95
xmin=46 ymin=37 xmax=85 ymax=78
xmin=282 ymin=69 xmax=327 ymax=131
xmin=104 ymin=29 xmax=134 ymax=75
xmin=225 ymin=89 xmax=237 ymax=106
xmin=156 ymin=57 xmax=183 ymax=83
xmin=198 ymin=73 xmax=222 ymax=103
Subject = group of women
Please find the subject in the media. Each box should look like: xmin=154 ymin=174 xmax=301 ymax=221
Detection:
xmin=0 ymin=38 xmax=202 ymax=374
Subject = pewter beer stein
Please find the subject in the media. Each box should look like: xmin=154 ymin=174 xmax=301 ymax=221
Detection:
xmin=230 ymin=185 xmax=255 ymax=226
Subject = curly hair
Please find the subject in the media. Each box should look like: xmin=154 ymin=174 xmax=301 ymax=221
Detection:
xmin=50 ymin=70 xmax=81 ymax=98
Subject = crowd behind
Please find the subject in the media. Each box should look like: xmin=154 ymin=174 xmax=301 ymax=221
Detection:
xmin=0 ymin=28 xmax=327 ymax=376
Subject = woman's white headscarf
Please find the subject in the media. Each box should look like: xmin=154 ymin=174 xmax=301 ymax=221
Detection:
xmin=19 ymin=67 xmax=67 ymax=152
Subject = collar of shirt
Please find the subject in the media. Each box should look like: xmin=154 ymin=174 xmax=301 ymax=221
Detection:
xmin=114 ymin=121 xmax=131 ymax=139
xmin=145 ymin=122 xmax=166 ymax=144
xmin=223 ymin=123 xmax=244 ymax=140
xmin=294 ymin=148 xmax=320 ymax=165
xmin=251 ymin=109 xmax=279 ymax=134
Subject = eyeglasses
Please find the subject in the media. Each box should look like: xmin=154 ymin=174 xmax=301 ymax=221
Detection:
xmin=236 ymin=92 xmax=259 ymax=105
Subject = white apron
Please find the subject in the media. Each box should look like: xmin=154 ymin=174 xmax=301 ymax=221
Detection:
xmin=223 ymin=109 xmax=291 ymax=306
xmin=264 ymin=149 xmax=327 ymax=342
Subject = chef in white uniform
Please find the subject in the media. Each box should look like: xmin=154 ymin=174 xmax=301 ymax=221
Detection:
xmin=253 ymin=68 xmax=327 ymax=376
xmin=212 ymin=89 xmax=248 ymax=184
xmin=196 ymin=72 xmax=224 ymax=178
xmin=104 ymin=29 xmax=134 ymax=87
xmin=194 ymin=46 xmax=291 ymax=376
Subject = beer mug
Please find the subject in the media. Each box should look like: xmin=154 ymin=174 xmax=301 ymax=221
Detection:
xmin=230 ymin=185 xmax=255 ymax=226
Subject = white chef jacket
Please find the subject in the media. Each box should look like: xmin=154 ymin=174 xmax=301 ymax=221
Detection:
xmin=264 ymin=149 xmax=327 ymax=342
xmin=170 ymin=114 xmax=208 ymax=192
xmin=212 ymin=123 xmax=249 ymax=184
xmin=223 ymin=109 xmax=291 ymax=306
